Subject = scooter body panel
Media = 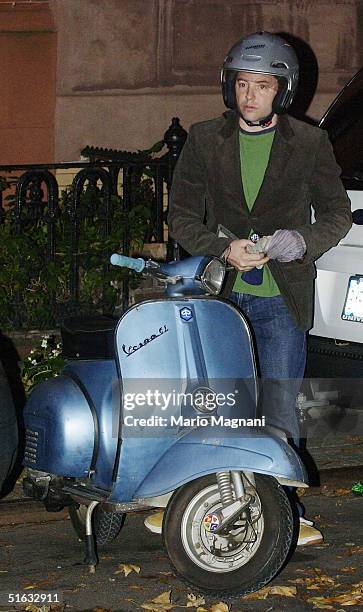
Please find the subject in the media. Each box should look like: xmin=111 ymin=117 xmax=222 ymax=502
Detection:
xmin=109 ymin=298 xmax=262 ymax=502
xmin=24 ymin=375 xmax=94 ymax=476
xmin=62 ymin=360 xmax=120 ymax=489
xmin=116 ymin=297 xmax=257 ymax=382
xmin=24 ymin=359 xmax=120 ymax=486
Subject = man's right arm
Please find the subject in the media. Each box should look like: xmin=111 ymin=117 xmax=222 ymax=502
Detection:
xmin=167 ymin=125 xmax=232 ymax=257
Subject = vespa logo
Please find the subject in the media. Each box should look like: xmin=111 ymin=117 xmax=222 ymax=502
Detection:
xmin=122 ymin=324 xmax=168 ymax=357
xmin=180 ymin=307 xmax=193 ymax=322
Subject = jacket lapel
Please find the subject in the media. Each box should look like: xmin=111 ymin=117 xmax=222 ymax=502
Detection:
xmin=250 ymin=115 xmax=295 ymax=217
xmin=217 ymin=112 xmax=249 ymax=215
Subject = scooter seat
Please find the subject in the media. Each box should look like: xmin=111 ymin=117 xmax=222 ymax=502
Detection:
xmin=61 ymin=316 xmax=118 ymax=360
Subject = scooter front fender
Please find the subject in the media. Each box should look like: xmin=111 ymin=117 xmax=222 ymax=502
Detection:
xmin=134 ymin=427 xmax=308 ymax=499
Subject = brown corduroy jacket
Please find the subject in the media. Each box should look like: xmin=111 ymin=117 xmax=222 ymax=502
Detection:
xmin=168 ymin=111 xmax=352 ymax=330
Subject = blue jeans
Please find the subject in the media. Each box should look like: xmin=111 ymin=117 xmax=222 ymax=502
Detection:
xmin=229 ymin=292 xmax=307 ymax=442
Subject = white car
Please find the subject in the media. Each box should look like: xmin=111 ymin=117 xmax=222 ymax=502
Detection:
xmin=307 ymin=68 xmax=363 ymax=381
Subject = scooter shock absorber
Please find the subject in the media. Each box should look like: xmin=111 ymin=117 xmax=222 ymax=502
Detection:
xmin=216 ymin=471 xmax=234 ymax=505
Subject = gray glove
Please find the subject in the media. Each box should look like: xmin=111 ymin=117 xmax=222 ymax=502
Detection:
xmin=246 ymin=230 xmax=306 ymax=262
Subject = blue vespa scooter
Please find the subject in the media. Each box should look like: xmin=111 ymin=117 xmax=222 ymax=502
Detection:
xmin=23 ymin=254 xmax=307 ymax=597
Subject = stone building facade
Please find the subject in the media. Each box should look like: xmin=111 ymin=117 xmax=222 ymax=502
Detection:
xmin=1 ymin=0 xmax=361 ymax=163
xmin=52 ymin=0 xmax=361 ymax=159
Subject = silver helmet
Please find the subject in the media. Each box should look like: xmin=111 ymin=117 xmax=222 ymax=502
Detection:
xmin=221 ymin=31 xmax=299 ymax=115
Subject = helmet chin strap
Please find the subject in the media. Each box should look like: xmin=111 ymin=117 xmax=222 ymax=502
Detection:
xmin=239 ymin=109 xmax=275 ymax=128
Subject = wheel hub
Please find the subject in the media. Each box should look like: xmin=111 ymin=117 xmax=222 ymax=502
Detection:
xmin=202 ymin=512 xmax=221 ymax=533
xmin=181 ymin=483 xmax=264 ymax=573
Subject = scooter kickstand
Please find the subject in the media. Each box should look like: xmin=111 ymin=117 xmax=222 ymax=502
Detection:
xmin=84 ymin=501 xmax=99 ymax=573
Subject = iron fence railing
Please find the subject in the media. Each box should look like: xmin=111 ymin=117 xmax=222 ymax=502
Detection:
xmin=0 ymin=118 xmax=187 ymax=330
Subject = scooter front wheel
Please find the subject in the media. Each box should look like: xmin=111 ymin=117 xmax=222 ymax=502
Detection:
xmin=163 ymin=473 xmax=294 ymax=597
xmin=69 ymin=504 xmax=125 ymax=547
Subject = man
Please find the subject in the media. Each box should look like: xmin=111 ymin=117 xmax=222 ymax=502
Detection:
xmin=145 ymin=32 xmax=352 ymax=544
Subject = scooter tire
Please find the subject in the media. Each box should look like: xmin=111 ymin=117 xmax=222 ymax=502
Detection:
xmin=163 ymin=473 xmax=294 ymax=598
xmin=69 ymin=504 xmax=125 ymax=547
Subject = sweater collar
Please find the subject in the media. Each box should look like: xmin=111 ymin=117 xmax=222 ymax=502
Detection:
xmin=220 ymin=110 xmax=294 ymax=142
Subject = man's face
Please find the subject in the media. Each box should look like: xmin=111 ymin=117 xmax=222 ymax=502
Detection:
xmin=235 ymin=71 xmax=279 ymax=123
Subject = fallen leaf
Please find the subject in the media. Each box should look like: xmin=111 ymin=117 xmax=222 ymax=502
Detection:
xmin=141 ymin=590 xmax=176 ymax=611
xmin=329 ymin=593 xmax=363 ymax=605
xmin=114 ymin=563 xmax=141 ymax=577
xmin=306 ymin=584 xmax=341 ymax=591
xmin=25 ymin=606 xmax=51 ymax=612
xmin=343 ymin=546 xmax=363 ymax=556
xmin=129 ymin=584 xmax=145 ymax=590
xmin=241 ymin=587 xmax=270 ymax=600
xmin=308 ymin=593 xmax=363 ymax=607
xmin=310 ymin=576 xmax=336 ymax=587
xmin=242 ymin=585 xmax=296 ymax=600
xmin=187 ymin=593 xmax=206 ymax=608
xmin=352 ymin=580 xmax=363 ymax=594
xmin=210 ymin=604 xmax=230 ymax=612
xmin=321 ymin=487 xmax=351 ymax=498
xmin=267 ymin=586 xmax=297 ymax=597
xmin=306 ymin=598 xmax=335 ymax=610
xmin=23 ymin=577 xmax=57 ymax=590
xmin=24 ymin=585 xmax=38 ymax=590
xmin=340 ymin=567 xmax=357 ymax=573
xmin=194 ymin=608 xmax=230 ymax=612
xmin=334 ymin=488 xmax=352 ymax=496
xmin=289 ymin=575 xmax=336 ymax=590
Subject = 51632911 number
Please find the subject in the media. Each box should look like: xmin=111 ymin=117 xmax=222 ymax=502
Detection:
xmin=0 ymin=592 xmax=62 ymax=605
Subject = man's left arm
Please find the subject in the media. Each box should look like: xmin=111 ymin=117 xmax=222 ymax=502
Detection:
xmin=294 ymin=129 xmax=352 ymax=264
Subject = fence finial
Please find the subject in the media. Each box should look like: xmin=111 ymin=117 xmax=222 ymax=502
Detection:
xmin=164 ymin=117 xmax=187 ymax=163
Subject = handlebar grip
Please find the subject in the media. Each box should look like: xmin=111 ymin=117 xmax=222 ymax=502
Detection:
xmin=110 ymin=253 xmax=145 ymax=272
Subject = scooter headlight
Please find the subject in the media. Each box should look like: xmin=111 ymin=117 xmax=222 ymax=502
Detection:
xmin=200 ymin=258 xmax=226 ymax=295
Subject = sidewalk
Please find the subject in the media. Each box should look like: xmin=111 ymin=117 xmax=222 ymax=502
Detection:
xmin=0 ymin=466 xmax=362 ymax=612
xmin=305 ymin=405 xmax=363 ymax=471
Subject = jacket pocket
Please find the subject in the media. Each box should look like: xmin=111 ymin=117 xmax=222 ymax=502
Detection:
xmin=279 ymin=261 xmax=317 ymax=281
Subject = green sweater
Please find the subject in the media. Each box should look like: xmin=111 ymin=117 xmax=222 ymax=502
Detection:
xmin=233 ymin=127 xmax=280 ymax=296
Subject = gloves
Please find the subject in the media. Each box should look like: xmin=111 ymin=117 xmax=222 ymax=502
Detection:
xmin=246 ymin=229 xmax=306 ymax=262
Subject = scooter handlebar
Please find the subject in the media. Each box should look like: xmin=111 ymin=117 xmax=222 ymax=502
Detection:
xmin=110 ymin=253 xmax=145 ymax=272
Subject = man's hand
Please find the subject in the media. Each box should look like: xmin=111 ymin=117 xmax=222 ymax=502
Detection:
xmin=246 ymin=230 xmax=306 ymax=263
xmin=225 ymin=239 xmax=269 ymax=271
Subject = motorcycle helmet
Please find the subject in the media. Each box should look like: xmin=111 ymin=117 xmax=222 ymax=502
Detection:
xmin=221 ymin=31 xmax=299 ymax=125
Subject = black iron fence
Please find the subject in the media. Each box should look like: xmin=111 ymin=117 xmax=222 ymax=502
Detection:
xmin=0 ymin=118 xmax=187 ymax=331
